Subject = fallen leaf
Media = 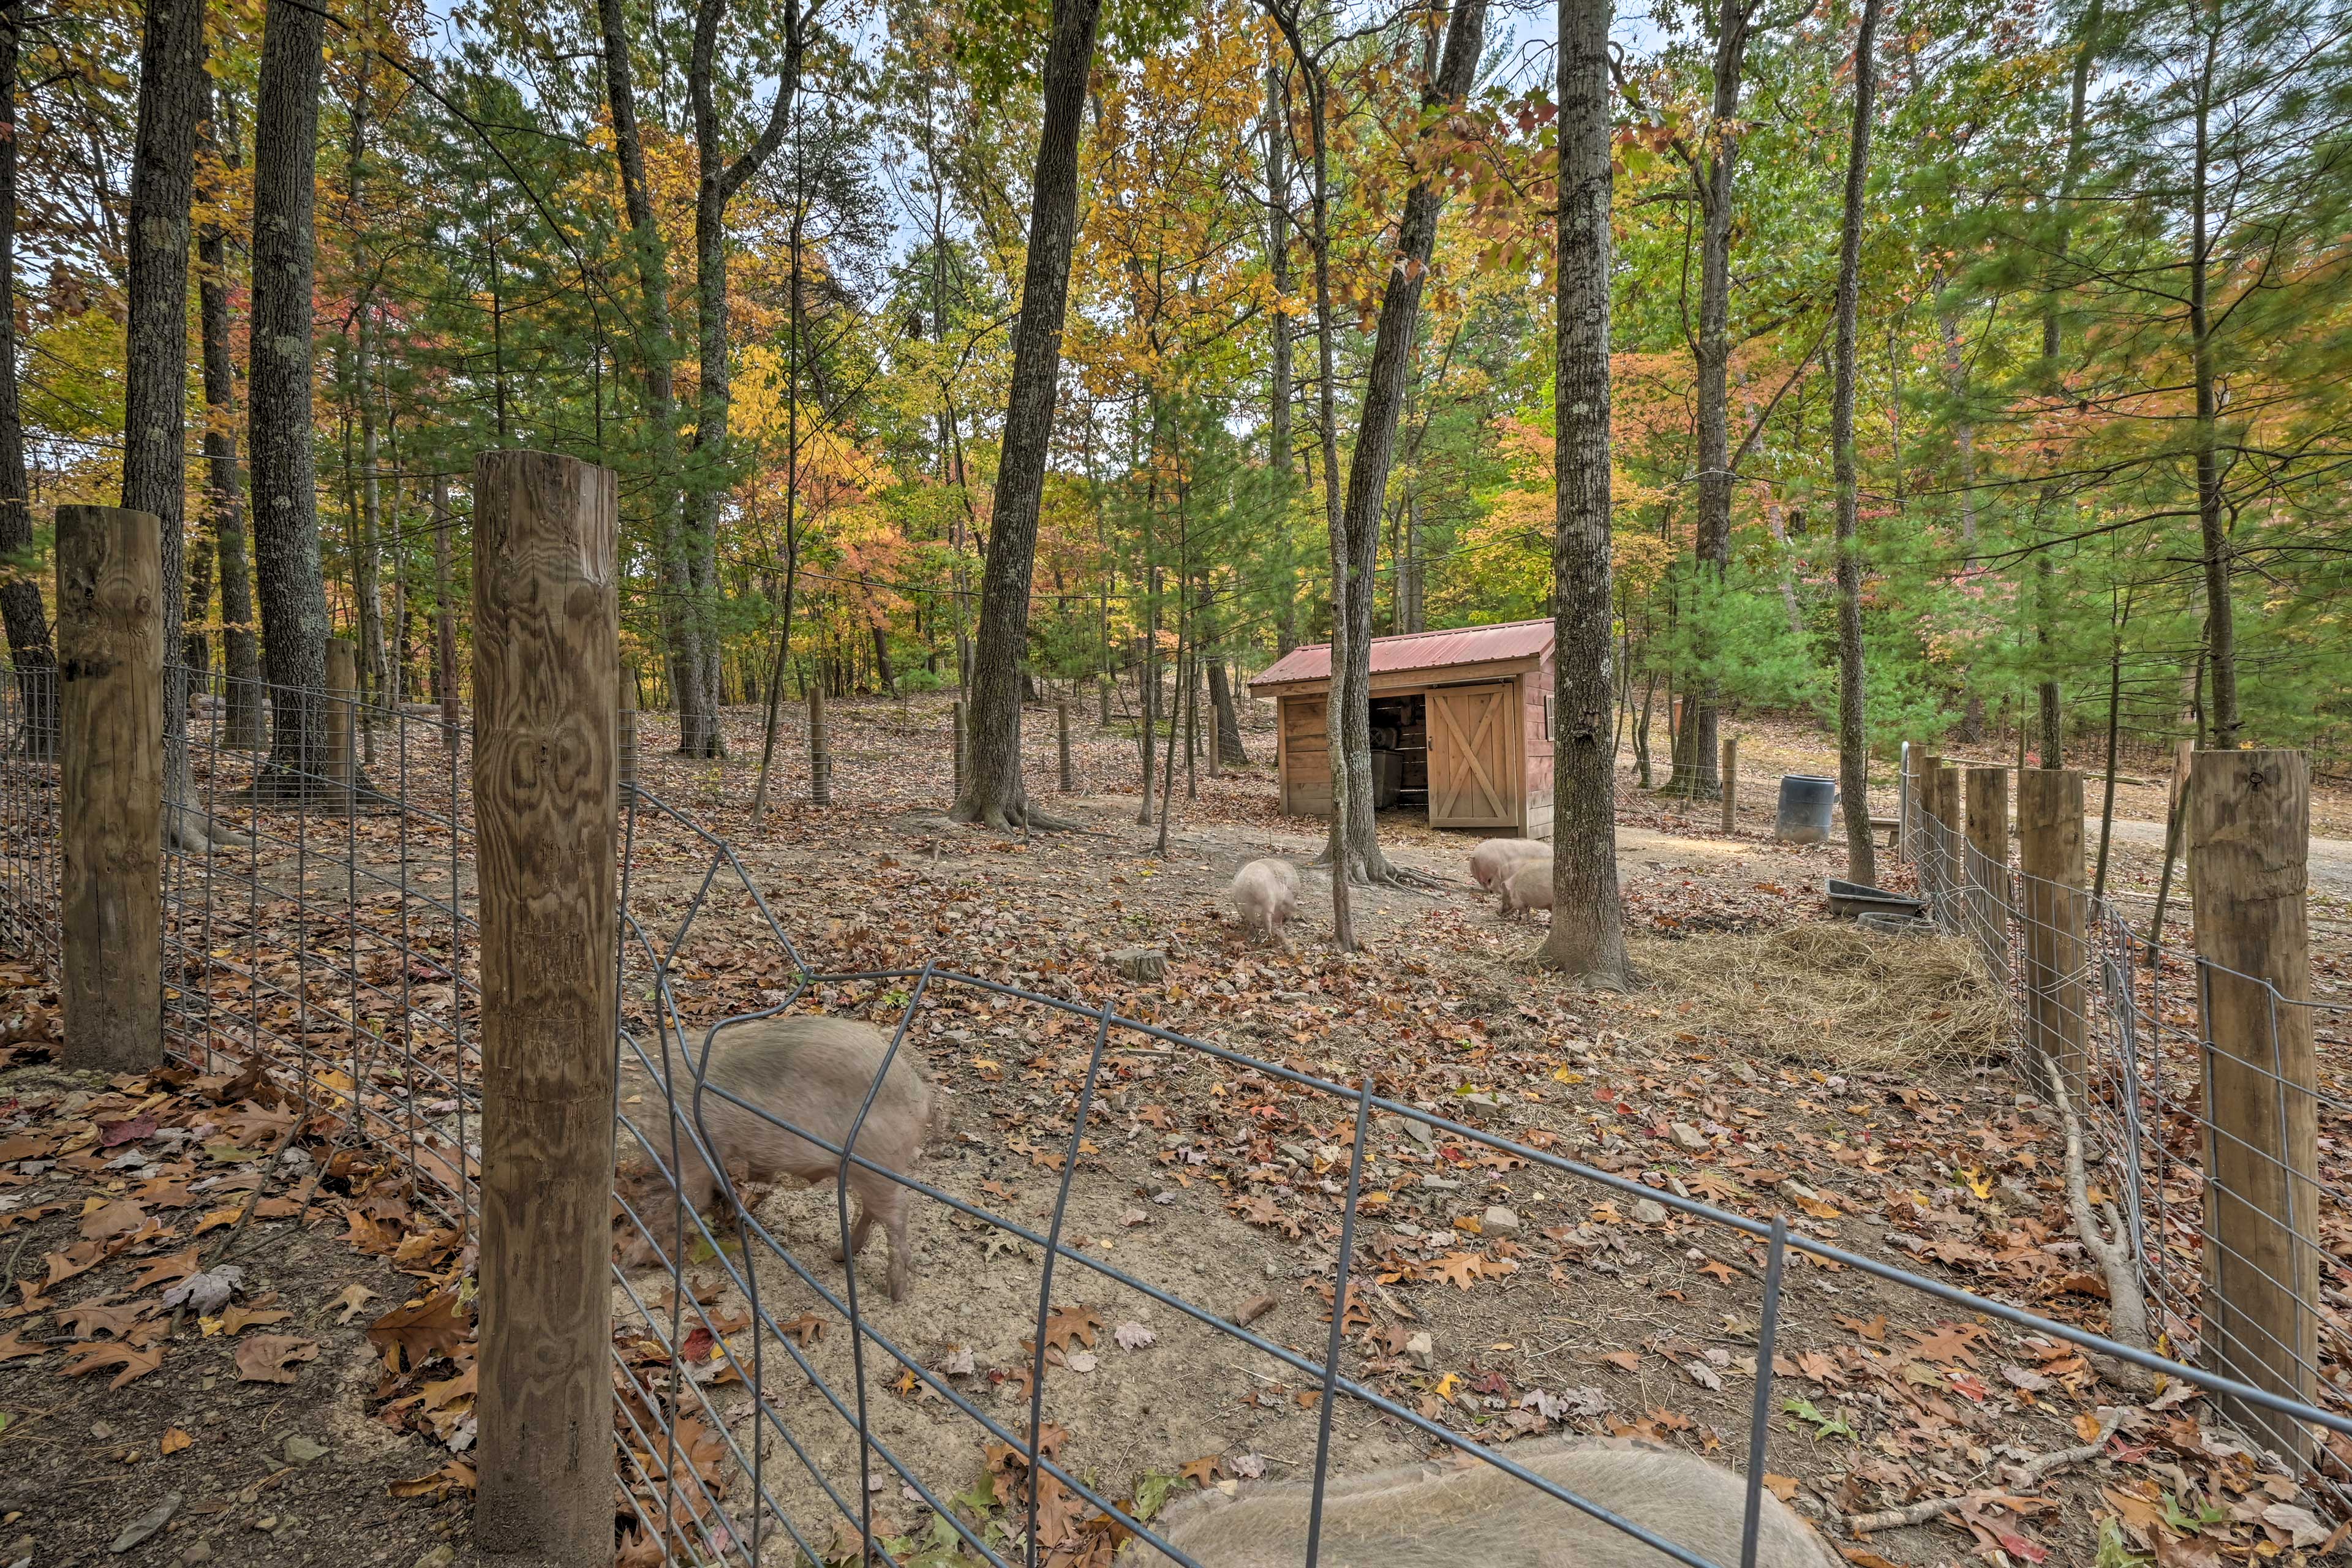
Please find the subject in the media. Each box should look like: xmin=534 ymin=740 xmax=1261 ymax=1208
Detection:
xmin=367 ymin=1291 xmax=470 ymax=1370
xmin=1044 ymin=1303 xmax=1100 ymax=1352
xmin=220 ymin=1305 xmax=290 ymax=1335
xmin=0 ymin=1329 xmax=43 ymax=1363
xmin=233 ymin=1334 xmax=320 ymax=1384
xmin=62 ymin=1340 xmax=165 ymax=1390
xmin=388 ymin=1460 xmax=477 ymax=1499
xmin=331 ymin=1283 xmax=379 ymax=1324
xmin=160 ymin=1427 xmax=194 ymax=1455
xmin=162 ymin=1265 xmax=244 ymax=1316
xmin=1114 ymin=1321 xmax=1156 ymax=1350
xmin=78 ymin=1197 xmax=148 ymax=1242
xmin=129 ymin=1247 xmax=200 ymax=1292
xmin=59 ymin=1299 xmax=154 ymax=1340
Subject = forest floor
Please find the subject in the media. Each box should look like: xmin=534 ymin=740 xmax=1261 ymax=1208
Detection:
xmin=2 ymin=693 xmax=2348 ymax=1567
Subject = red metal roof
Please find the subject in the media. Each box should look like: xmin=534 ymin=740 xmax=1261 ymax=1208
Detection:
xmin=1248 ymin=618 xmax=1553 ymax=689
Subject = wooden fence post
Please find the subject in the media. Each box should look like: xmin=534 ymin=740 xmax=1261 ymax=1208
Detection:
xmin=325 ymin=637 xmax=356 ymax=806
xmin=1058 ymin=701 xmax=1076 ymax=793
xmin=1898 ymin=741 xmax=1920 ymax=863
xmin=1918 ymin=755 xmax=1949 ymax=906
xmin=1719 ymin=735 xmax=1738 ymax=835
xmin=2190 ymin=748 xmax=2317 ymax=1460
xmin=471 ymin=450 xmax=620 ymax=1565
xmin=56 ymin=505 xmax=162 ymax=1073
xmin=1936 ymin=761 xmax=1965 ymax=925
xmin=2018 ymin=767 xmax=2086 ymax=1103
xmin=1098 ymin=672 xmax=1111 ymax=727
xmin=809 ymin=677 xmax=832 ymax=807
xmin=1964 ymin=765 xmax=2009 ymax=981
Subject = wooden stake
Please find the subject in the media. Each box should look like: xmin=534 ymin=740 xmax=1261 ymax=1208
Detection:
xmin=2189 ymin=748 xmax=2316 ymax=1460
xmin=1918 ymin=755 xmax=1949 ymax=907
xmin=1057 ymin=700 xmax=1076 ymax=793
xmin=809 ymin=677 xmax=832 ymax=807
xmin=470 ymin=450 xmax=620 ymax=1565
xmin=1898 ymin=739 xmax=1920 ymax=863
xmin=1964 ymin=765 xmax=2009 ymax=982
xmin=56 ymin=505 xmax=162 ymax=1073
xmin=325 ymin=637 xmax=356 ymax=807
xmin=1719 ymin=735 xmax=1738 ymax=835
xmin=2018 ymin=767 xmax=2086 ymax=1104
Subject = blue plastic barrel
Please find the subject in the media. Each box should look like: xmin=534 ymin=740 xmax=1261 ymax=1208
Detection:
xmin=1774 ymin=774 xmax=1838 ymax=843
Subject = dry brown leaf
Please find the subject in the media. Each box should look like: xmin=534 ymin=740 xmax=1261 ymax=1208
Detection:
xmin=160 ymin=1427 xmax=194 ymax=1455
xmin=61 ymin=1340 xmax=165 ymax=1390
xmin=233 ymin=1334 xmax=319 ymax=1384
xmin=78 ymin=1197 xmax=149 ymax=1241
xmin=129 ymin=1246 xmax=200 ymax=1292
xmin=366 ymin=1290 xmax=470 ymax=1370
xmin=388 ymin=1460 xmax=477 ymax=1499
xmin=0 ymin=1328 xmax=45 ymax=1363
xmin=219 ymin=1305 xmax=291 ymax=1335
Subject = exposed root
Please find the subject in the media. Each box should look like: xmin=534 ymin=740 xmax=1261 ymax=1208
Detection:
xmin=948 ymin=795 xmax=1084 ymax=834
xmin=1847 ymin=1408 xmax=2124 ymax=1535
xmin=2046 ymin=1069 xmax=2155 ymax=1392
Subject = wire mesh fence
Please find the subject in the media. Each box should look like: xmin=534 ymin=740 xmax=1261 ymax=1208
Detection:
xmin=8 ymin=668 xmax=2352 ymax=1566
xmin=1910 ymin=764 xmax=2352 ymax=1509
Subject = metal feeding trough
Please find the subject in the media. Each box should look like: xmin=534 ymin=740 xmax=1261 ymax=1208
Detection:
xmin=1825 ymin=877 xmax=1929 ymax=921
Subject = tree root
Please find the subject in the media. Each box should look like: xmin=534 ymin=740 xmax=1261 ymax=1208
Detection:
xmin=1846 ymin=1409 xmax=2124 ymax=1536
xmin=948 ymin=796 xmax=1085 ymax=834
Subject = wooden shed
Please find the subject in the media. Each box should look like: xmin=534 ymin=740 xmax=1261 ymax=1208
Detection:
xmin=1248 ymin=619 xmax=1558 ymax=839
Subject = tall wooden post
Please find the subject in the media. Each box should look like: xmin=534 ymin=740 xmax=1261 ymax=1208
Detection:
xmin=325 ymin=638 xmax=356 ymax=805
xmin=808 ymin=677 xmax=832 ymax=807
xmin=2190 ymin=748 xmax=2316 ymax=1460
xmin=1964 ymin=766 xmax=2009 ymax=980
xmin=434 ymin=478 xmax=460 ymax=739
xmin=1898 ymin=741 xmax=1920 ymax=863
xmin=1098 ymin=672 xmax=1111 ymax=726
xmin=57 ymin=505 xmax=163 ymax=1072
xmin=471 ymin=451 xmax=620 ymax=1565
xmin=1057 ymin=701 xmax=1076 ymax=793
xmin=1918 ymin=755 xmax=1949 ymax=906
xmin=2018 ymin=768 xmax=2086 ymax=1102
xmin=1719 ymin=735 xmax=1738 ymax=835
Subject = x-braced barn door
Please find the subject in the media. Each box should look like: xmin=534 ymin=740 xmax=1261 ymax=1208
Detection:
xmin=1428 ymin=684 xmax=1518 ymax=829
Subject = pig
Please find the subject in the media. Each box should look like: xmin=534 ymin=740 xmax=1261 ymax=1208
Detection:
xmin=1468 ymin=837 xmax=1546 ymax=894
xmin=1140 ymin=1435 xmax=1841 ymax=1568
xmin=611 ymin=1014 xmax=935 ymax=1302
xmin=1498 ymin=857 xmax=1555 ymax=921
xmin=1230 ymin=858 xmax=1300 ymax=944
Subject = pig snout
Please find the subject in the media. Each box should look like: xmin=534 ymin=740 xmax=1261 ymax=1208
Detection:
xmin=610 ymin=1015 xmax=933 ymax=1302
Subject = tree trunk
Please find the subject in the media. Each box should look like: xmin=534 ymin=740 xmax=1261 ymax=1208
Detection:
xmin=1265 ymin=51 xmax=1299 ymax=657
xmin=198 ymin=80 xmax=262 ymax=750
xmin=0 ymin=1 xmax=53 ymax=756
xmin=1538 ymin=0 xmax=1629 ymax=987
xmin=1327 ymin=0 xmax=1488 ymax=886
xmin=123 ymin=0 xmax=213 ymax=839
xmin=952 ymin=0 xmax=1105 ymax=830
xmin=594 ymin=0 xmax=706 ymax=757
xmin=1830 ymin=0 xmax=1883 ymax=888
xmin=249 ymin=0 xmax=334 ymax=788
xmin=1680 ymin=0 xmax=1757 ymax=800
xmin=686 ymin=0 xmax=807 ymax=763
xmin=1208 ymin=657 xmax=1246 ymax=765
xmin=2188 ymin=17 xmax=2238 ymax=745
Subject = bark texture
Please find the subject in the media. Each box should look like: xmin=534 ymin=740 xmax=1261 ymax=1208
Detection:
xmin=1830 ymin=0 xmax=1883 ymax=888
xmin=1676 ymin=0 xmax=1757 ymax=799
xmin=198 ymin=81 xmax=262 ymax=748
xmin=953 ymin=0 xmax=1106 ymax=829
xmin=1326 ymin=0 xmax=1488 ymax=884
xmin=249 ymin=0 xmax=334 ymax=783
xmin=0 ymin=1 xmax=55 ymax=753
xmin=122 ymin=0 xmax=209 ymax=839
xmin=1538 ymin=0 xmax=1629 ymax=987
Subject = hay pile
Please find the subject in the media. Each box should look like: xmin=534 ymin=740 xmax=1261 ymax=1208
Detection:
xmin=1629 ymin=922 xmax=2007 ymax=1071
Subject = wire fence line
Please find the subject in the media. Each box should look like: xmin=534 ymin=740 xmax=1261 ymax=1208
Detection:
xmin=1906 ymin=756 xmax=2352 ymax=1507
xmin=5 ymin=660 xmax=2352 ymax=1565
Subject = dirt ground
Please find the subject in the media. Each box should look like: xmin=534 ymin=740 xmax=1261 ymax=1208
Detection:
xmin=6 ymin=692 xmax=2349 ymax=1568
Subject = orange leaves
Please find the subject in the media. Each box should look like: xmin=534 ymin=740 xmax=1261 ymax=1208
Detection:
xmin=1044 ymin=1303 xmax=1100 ymax=1354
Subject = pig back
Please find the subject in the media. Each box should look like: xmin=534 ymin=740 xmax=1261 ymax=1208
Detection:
xmin=687 ymin=1016 xmax=933 ymax=1182
xmin=1145 ymin=1438 xmax=1838 ymax=1568
xmin=1502 ymin=859 xmax=1554 ymax=912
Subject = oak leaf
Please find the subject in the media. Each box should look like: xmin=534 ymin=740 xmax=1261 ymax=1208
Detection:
xmin=234 ymin=1334 xmax=320 ymax=1384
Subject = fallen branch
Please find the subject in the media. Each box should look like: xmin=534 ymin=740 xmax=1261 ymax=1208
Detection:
xmin=1847 ymin=1408 xmax=2124 ymax=1534
xmin=2046 ymin=1069 xmax=2153 ymax=1390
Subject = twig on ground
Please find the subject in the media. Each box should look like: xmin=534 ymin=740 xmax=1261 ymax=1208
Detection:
xmin=1847 ymin=1408 xmax=2125 ymax=1534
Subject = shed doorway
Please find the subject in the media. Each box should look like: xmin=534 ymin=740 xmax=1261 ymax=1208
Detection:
xmin=1428 ymin=683 xmax=1519 ymax=827
xmin=1367 ymin=693 xmax=1427 ymax=812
